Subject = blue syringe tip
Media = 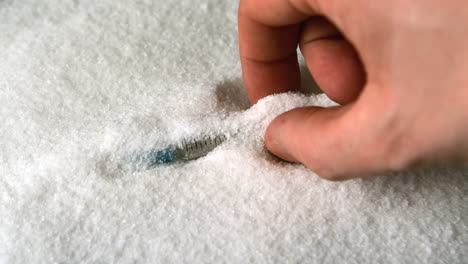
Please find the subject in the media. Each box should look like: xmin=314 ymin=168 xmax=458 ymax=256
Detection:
xmin=145 ymin=147 xmax=177 ymax=166
xmin=123 ymin=146 xmax=176 ymax=170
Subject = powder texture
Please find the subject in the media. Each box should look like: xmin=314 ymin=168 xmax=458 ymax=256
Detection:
xmin=1 ymin=0 xmax=467 ymax=263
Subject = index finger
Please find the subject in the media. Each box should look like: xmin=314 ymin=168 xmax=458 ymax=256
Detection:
xmin=238 ymin=0 xmax=324 ymax=103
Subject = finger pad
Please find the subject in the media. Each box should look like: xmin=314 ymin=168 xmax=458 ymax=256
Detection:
xmin=302 ymin=39 xmax=366 ymax=104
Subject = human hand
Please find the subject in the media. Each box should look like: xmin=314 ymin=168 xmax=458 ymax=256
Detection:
xmin=238 ymin=0 xmax=468 ymax=180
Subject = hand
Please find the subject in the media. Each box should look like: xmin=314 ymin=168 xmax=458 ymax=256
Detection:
xmin=238 ymin=0 xmax=468 ymax=180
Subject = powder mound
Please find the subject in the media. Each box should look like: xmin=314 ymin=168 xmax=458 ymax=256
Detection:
xmin=222 ymin=92 xmax=337 ymax=145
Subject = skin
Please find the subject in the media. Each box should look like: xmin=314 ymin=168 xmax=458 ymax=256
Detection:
xmin=238 ymin=0 xmax=468 ymax=180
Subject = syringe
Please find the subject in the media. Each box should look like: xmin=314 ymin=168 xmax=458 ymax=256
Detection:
xmin=121 ymin=134 xmax=227 ymax=171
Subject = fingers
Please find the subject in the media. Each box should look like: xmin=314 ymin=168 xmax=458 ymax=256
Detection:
xmin=238 ymin=3 xmax=304 ymax=103
xmin=239 ymin=0 xmax=360 ymax=103
xmin=264 ymin=96 xmax=407 ymax=180
xmin=239 ymin=19 xmax=302 ymax=103
xmin=299 ymin=17 xmax=366 ymax=104
xmin=238 ymin=0 xmax=336 ymax=103
xmin=239 ymin=0 xmax=379 ymax=179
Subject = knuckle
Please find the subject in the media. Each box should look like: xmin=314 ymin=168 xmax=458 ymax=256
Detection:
xmin=376 ymin=116 xmax=421 ymax=172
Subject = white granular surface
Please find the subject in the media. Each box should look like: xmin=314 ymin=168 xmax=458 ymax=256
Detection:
xmin=1 ymin=0 xmax=467 ymax=263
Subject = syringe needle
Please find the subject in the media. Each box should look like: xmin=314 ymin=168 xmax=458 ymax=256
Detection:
xmin=121 ymin=134 xmax=227 ymax=171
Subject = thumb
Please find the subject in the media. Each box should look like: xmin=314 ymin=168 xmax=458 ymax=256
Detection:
xmin=264 ymin=100 xmax=406 ymax=180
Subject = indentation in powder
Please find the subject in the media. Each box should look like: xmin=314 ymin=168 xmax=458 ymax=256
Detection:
xmin=215 ymin=78 xmax=251 ymax=113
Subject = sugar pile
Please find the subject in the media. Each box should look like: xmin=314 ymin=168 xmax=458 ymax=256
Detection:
xmin=1 ymin=0 xmax=467 ymax=263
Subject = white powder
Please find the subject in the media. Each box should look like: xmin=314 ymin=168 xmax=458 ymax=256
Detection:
xmin=1 ymin=0 xmax=467 ymax=263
